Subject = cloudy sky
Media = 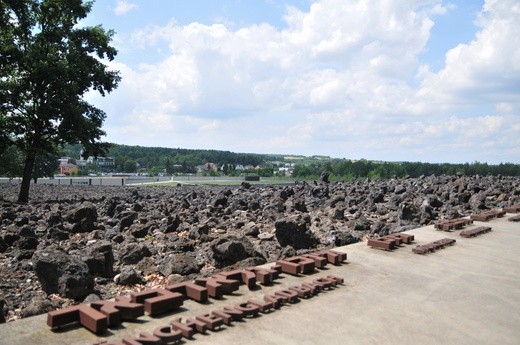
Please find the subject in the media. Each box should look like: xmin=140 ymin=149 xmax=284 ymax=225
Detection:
xmin=84 ymin=0 xmax=520 ymax=164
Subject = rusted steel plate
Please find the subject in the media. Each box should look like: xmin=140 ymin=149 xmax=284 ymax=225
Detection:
xmin=460 ymin=226 xmax=492 ymax=238
xmin=412 ymin=238 xmax=456 ymax=255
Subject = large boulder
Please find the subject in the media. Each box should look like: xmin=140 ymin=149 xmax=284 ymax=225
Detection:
xmin=349 ymin=217 xmax=372 ymax=231
xmin=164 ymin=215 xmax=181 ymax=233
xmin=118 ymin=211 xmax=138 ymax=230
xmin=14 ymin=236 xmax=38 ymax=250
xmin=119 ymin=242 xmax=151 ymax=265
xmin=84 ymin=240 xmax=115 ymax=277
xmin=469 ymin=192 xmax=487 ymax=211
xmin=32 ymin=249 xmax=94 ymax=299
xmin=210 ymin=236 xmax=264 ymax=268
xmin=67 ymin=202 xmax=98 ymax=233
xmin=398 ymin=202 xmax=417 ymax=222
xmin=47 ymin=227 xmax=70 ymax=241
xmin=320 ymin=171 xmax=330 ymax=183
xmin=0 ymin=238 xmax=7 ymax=253
xmin=158 ymin=252 xmax=201 ymax=276
xmin=274 ymin=215 xmax=318 ymax=250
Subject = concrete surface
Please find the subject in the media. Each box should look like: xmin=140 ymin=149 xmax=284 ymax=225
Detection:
xmin=0 ymin=215 xmax=519 ymax=345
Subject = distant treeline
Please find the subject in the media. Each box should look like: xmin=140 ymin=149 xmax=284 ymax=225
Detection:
xmin=66 ymin=143 xmax=520 ymax=178
xmin=3 ymin=143 xmax=517 ymax=179
xmin=64 ymin=143 xmax=282 ymax=174
xmin=293 ymin=159 xmax=520 ymax=180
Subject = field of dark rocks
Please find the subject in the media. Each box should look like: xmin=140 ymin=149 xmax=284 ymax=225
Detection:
xmin=1 ymin=175 xmax=519 ymax=323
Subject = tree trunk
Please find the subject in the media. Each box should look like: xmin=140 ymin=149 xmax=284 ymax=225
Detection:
xmin=18 ymin=151 xmax=36 ymax=203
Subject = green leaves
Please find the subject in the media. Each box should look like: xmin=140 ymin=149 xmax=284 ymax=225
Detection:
xmin=0 ymin=0 xmax=121 ymax=202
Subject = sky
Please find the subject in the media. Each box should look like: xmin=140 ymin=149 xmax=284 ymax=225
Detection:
xmin=83 ymin=0 xmax=520 ymax=164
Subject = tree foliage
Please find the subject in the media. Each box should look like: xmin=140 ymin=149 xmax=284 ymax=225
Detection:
xmin=292 ymin=159 xmax=520 ymax=180
xmin=0 ymin=0 xmax=120 ymax=202
xmin=95 ymin=144 xmax=280 ymax=174
xmin=0 ymin=146 xmax=24 ymax=178
xmin=0 ymin=144 xmax=60 ymax=180
xmin=58 ymin=143 xmax=520 ymax=179
xmin=32 ymin=150 xmax=59 ymax=182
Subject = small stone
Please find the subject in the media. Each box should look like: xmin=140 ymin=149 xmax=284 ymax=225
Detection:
xmin=21 ymin=296 xmax=53 ymax=318
xmin=114 ymin=266 xmax=142 ymax=285
xmin=258 ymin=232 xmax=275 ymax=240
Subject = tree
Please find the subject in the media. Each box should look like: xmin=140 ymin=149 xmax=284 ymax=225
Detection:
xmin=85 ymin=162 xmax=97 ymax=173
xmin=32 ymin=151 xmax=59 ymax=182
xmin=0 ymin=0 xmax=120 ymax=202
xmin=0 ymin=115 xmax=11 ymax=155
xmin=0 ymin=145 xmax=24 ymax=178
xmin=124 ymin=158 xmax=137 ymax=173
xmin=164 ymin=157 xmax=174 ymax=175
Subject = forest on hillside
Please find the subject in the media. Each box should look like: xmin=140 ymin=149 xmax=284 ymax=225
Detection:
xmin=293 ymin=159 xmax=520 ymax=180
xmin=63 ymin=144 xmax=283 ymax=175
xmin=1 ymin=143 xmax=520 ymax=179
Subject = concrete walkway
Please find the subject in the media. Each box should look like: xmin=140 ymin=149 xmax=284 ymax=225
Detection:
xmin=0 ymin=215 xmax=519 ymax=345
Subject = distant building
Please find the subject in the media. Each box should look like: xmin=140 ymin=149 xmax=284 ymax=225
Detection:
xmin=197 ymin=163 xmax=218 ymax=173
xmin=76 ymin=158 xmax=87 ymax=170
xmin=87 ymin=156 xmax=115 ymax=170
xmin=58 ymin=157 xmax=71 ymax=165
xmin=58 ymin=162 xmax=78 ymax=175
xmin=75 ymin=149 xmax=115 ymax=172
xmin=277 ymin=163 xmax=295 ymax=177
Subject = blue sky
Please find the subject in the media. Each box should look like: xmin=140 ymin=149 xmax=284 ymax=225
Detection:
xmin=84 ymin=0 xmax=520 ymax=164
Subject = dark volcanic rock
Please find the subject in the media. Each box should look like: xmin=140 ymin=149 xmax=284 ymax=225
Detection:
xmin=84 ymin=241 xmax=115 ymax=277
xmin=0 ymin=238 xmax=7 ymax=253
xmin=14 ymin=236 xmax=39 ymax=250
xmin=349 ymin=217 xmax=372 ymax=231
xmin=14 ymin=216 xmax=29 ymax=227
xmin=119 ymin=211 xmax=138 ymax=230
xmin=128 ymin=224 xmax=150 ymax=238
xmin=47 ymin=226 xmax=70 ymax=240
xmin=320 ymin=171 xmax=330 ymax=183
xmin=210 ymin=236 xmax=264 ymax=268
xmin=21 ymin=296 xmax=54 ymax=318
xmin=0 ymin=299 xmax=6 ymax=324
xmin=1 ymin=175 xmax=520 ymax=322
xmin=119 ymin=242 xmax=151 ymax=265
xmin=67 ymin=202 xmax=98 ymax=233
xmin=274 ymin=215 xmax=318 ymax=250
xmin=469 ymin=193 xmax=487 ymax=211
xmin=189 ymin=224 xmax=209 ymax=240
xmin=32 ymin=249 xmax=94 ymax=299
xmin=164 ymin=215 xmax=181 ymax=233
xmin=158 ymin=252 xmax=201 ymax=276
xmin=82 ymin=293 xmax=102 ymax=304
xmin=398 ymin=202 xmax=417 ymax=221
xmin=1 ymin=208 xmax=16 ymax=221
xmin=115 ymin=266 xmax=143 ymax=285
xmin=47 ymin=212 xmax=62 ymax=227
xmin=2 ymin=229 xmax=19 ymax=247
xmin=241 ymin=222 xmax=260 ymax=237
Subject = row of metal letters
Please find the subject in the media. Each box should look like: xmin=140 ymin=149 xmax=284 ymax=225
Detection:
xmin=46 ymin=249 xmax=347 ymax=335
xmin=93 ymin=274 xmax=344 ymax=345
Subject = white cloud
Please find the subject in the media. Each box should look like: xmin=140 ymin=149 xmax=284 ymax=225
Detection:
xmin=114 ymin=0 xmax=138 ymax=16
xmin=417 ymin=0 xmax=520 ymax=107
xmin=97 ymin=0 xmax=520 ymax=163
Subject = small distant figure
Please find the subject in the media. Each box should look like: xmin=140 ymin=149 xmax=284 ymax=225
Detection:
xmin=320 ymin=171 xmax=330 ymax=183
